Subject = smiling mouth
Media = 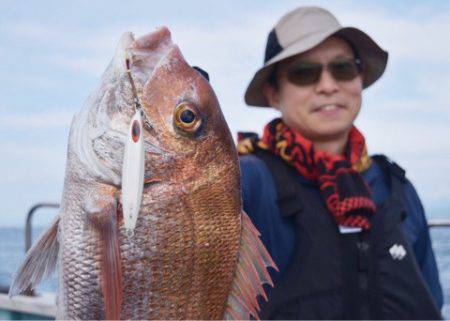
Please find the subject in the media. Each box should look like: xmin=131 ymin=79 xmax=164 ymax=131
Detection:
xmin=312 ymin=104 xmax=345 ymax=113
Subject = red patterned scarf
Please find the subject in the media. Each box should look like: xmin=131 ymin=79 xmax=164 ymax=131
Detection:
xmin=238 ymin=118 xmax=376 ymax=230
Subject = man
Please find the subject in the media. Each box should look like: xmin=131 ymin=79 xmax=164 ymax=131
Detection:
xmin=238 ymin=6 xmax=443 ymax=320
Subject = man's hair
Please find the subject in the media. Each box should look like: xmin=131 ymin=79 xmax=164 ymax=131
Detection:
xmin=266 ymin=66 xmax=279 ymax=89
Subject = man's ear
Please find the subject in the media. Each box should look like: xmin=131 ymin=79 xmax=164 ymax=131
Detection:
xmin=262 ymin=82 xmax=281 ymax=110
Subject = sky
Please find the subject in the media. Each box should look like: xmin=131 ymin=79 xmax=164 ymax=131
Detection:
xmin=0 ymin=0 xmax=449 ymax=227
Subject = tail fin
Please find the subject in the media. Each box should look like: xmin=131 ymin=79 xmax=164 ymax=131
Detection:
xmin=9 ymin=217 xmax=60 ymax=298
xmin=224 ymin=211 xmax=278 ymax=320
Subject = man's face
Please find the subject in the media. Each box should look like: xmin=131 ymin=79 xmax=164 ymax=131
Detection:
xmin=264 ymin=36 xmax=363 ymax=142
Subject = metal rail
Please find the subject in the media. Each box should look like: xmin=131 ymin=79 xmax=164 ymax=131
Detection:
xmin=25 ymin=203 xmax=59 ymax=252
xmin=428 ymin=219 xmax=450 ymax=228
xmin=23 ymin=203 xmax=59 ymax=297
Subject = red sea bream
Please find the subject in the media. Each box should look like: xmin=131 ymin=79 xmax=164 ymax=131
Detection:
xmin=10 ymin=27 xmax=277 ymax=320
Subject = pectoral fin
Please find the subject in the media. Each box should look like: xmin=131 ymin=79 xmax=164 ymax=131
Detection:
xmin=224 ymin=211 xmax=278 ymax=320
xmin=9 ymin=216 xmax=60 ymax=298
xmin=85 ymin=187 xmax=123 ymax=320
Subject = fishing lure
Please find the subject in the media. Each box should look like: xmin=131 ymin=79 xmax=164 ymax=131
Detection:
xmin=121 ymin=54 xmax=145 ymax=234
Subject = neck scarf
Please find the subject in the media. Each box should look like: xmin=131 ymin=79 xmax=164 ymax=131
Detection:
xmin=238 ymin=118 xmax=376 ymax=230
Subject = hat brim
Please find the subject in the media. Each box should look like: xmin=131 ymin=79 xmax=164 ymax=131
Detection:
xmin=244 ymin=27 xmax=388 ymax=107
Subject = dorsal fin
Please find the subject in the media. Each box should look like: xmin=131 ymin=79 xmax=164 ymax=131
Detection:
xmin=224 ymin=211 xmax=278 ymax=320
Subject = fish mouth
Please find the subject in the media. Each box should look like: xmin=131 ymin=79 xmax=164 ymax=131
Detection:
xmin=118 ymin=27 xmax=177 ymax=152
xmin=113 ymin=27 xmax=174 ymax=92
xmin=123 ymin=27 xmax=174 ymax=89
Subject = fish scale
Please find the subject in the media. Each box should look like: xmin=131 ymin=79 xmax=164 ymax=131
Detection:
xmin=61 ymin=201 xmax=102 ymax=318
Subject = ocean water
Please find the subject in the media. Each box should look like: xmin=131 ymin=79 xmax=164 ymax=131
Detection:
xmin=0 ymin=226 xmax=449 ymax=318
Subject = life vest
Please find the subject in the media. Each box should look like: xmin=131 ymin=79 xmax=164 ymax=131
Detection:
xmin=253 ymin=150 xmax=442 ymax=320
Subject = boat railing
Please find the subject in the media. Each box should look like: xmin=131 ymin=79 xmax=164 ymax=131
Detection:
xmin=428 ymin=219 xmax=450 ymax=228
xmin=23 ymin=203 xmax=59 ymax=296
xmin=0 ymin=203 xmax=60 ymax=319
xmin=25 ymin=203 xmax=59 ymax=252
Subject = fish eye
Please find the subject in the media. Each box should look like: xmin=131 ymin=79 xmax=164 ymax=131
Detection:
xmin=180 ymin=109 xmax=195 ymax=124
xmin=173 ymin=102 xmax=202 ymax=133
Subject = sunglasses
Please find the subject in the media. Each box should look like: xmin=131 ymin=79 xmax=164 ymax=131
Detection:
xmin=285 ymin=58 xmax=363 ymax=86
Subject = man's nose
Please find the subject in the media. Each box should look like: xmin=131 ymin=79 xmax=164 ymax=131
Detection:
xmin=315 ymin=68 xmax=339 ymax=94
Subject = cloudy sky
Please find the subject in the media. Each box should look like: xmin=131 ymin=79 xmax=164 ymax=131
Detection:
xmin=0 ymin=0 xmax=449 ymax=227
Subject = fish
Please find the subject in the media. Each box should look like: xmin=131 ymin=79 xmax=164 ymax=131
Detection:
xmin=9 ymin=26 xmax=277 ymax=320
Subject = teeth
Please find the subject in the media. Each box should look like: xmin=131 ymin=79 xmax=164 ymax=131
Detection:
xmin=321 ymin=104 xmax=338 ymax=111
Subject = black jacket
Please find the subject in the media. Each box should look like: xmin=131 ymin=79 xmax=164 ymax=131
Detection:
xmin=246 ymin=150 xmax=442 ymax=320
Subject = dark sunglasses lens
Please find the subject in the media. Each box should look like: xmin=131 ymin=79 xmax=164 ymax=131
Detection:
xmin=329 ymin=60 xmax=359 ymax=80
xmin=287 ymin=63 xmax=322 ymax=85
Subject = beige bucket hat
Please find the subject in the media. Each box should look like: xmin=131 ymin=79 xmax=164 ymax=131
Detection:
xmin=245 ymin=6 xmax=388 ymax=107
